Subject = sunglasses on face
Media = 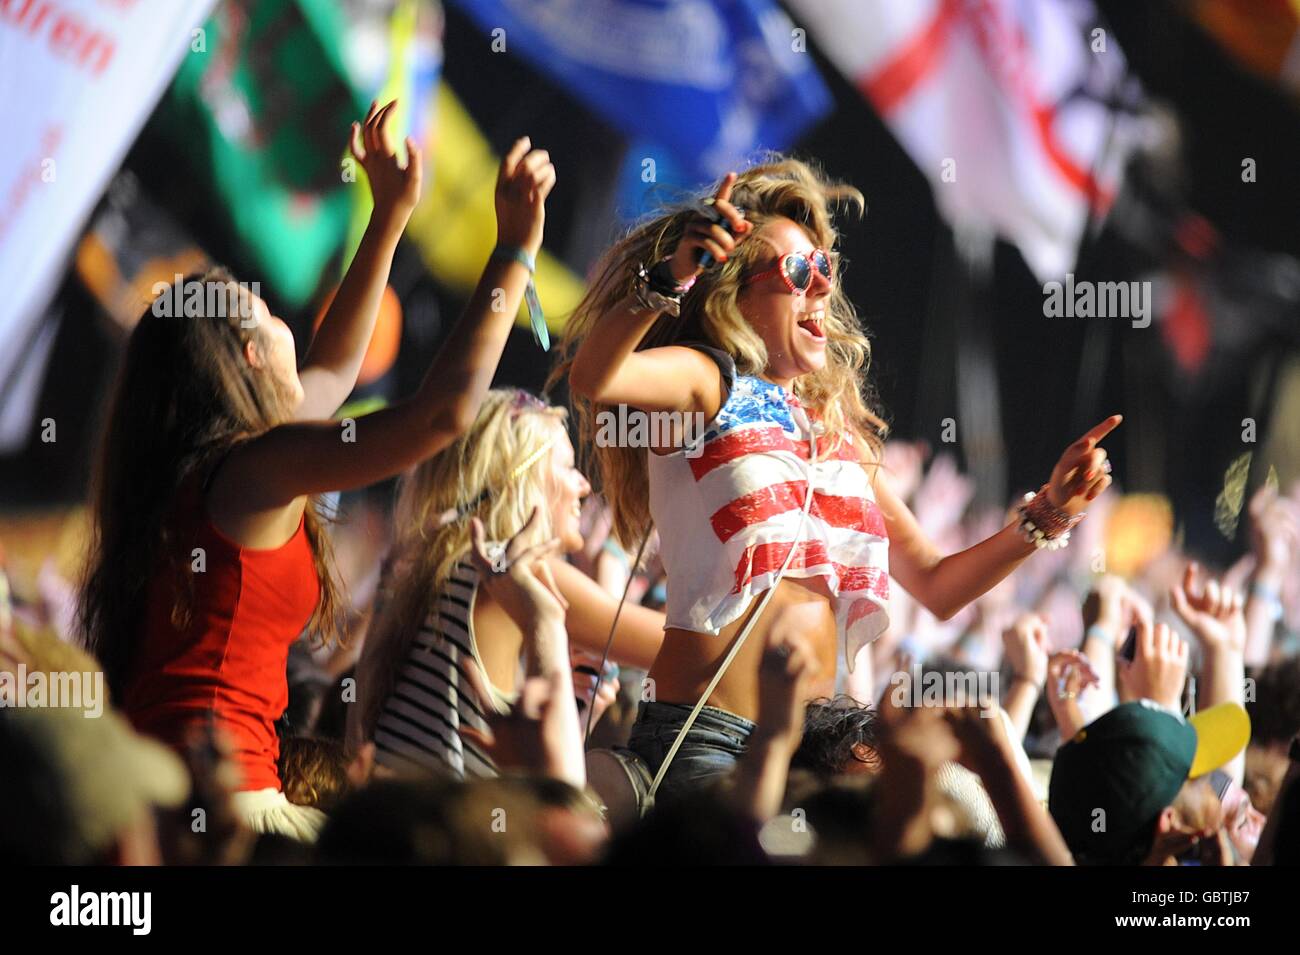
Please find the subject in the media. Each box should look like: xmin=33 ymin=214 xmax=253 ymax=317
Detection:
xmin=745 ymin=248 xmax=834 ymax=293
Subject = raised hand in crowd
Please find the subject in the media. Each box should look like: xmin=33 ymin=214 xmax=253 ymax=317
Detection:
xmin=295 ymin=99 xmax=422 ymax=422
xmin=1045 ymin=649 xmax=1101 ymax=741
xmin=731 ymin=606 xmax=821 ymax=823
xmin=348 ymin=98 xmax=423 ymax=229
xmin=943 ymin=705 xmax=1074 ymax=866
xmin=1244 ymin=483 xmax=1299 ymax=666
xmin=1080 ymin=575 xmax=1128 ymax=713
xmin=461 ymin=665 xmax=585 ymax=789
xmin=882 ymin=439 xmax=929 ymax=504
xmin=910 ymin=452 xmax=975 ymax=539
xmin=494 ymin=135 xmax=556 ymax=261
xmin=1172 ymin=562 xmax=1246 ymax=658
xmin=462 ymin=511 xmax=585 ymax=787
xmin=872 ymin=703 xmax=959 ymax=862
xmin=1117 ymin=616 xmax=1188 ymax=711
xmin=1171 ymin=562 xmax=1248 ymax=783
xmin=468 ymin=509 xmax=568 ymax=666
xmin=1000 ymin=612 xmax=1049 ymax=740
xmin=571 ymin=646 xmax=620 ymax=732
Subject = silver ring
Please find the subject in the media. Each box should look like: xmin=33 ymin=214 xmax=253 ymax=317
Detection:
xmin=1101 ymin=460 xmax=1112 ymax=475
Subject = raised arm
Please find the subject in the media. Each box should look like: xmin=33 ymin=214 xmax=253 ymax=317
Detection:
xmin=297 ymin=101 xmax=421 ymax=421
xmin=1078 ymin=575 xmax=1136 ymax=719
xmin=1000 ymin=613 xmax=1049 ymax=740
xmin=460 ymin=514 xmax=586 ymax=788
xmin=568 ymin=174 xmax=749 ymax=416
xmin=551 ymin=558 xmax=665 ymax=671
xmin=945 ymin=705 xmax=1075 ymax=865
xmin=730 ymin=610 xmax=821 ymax=823
xmin=210 ymin=137 xmax=555 ymax=519
xmin=1243 ymin=485 xmax=1297 ymax=667
xmin=1171 ymin=563 xmax=1248 ymax=784
xmin=876 ymin=416 xmax=1121 ymax=621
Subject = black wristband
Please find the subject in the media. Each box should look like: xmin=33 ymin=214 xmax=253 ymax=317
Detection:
xmin=647 ymin=259 xmax=685 ymax=296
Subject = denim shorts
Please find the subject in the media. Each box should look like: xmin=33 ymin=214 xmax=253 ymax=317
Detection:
xmin=626 ymin=701 xmax=756 ymax=804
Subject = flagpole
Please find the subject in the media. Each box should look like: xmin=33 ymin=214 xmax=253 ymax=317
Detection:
xmin=1068 ymin=15 xmax=1141 ymax=439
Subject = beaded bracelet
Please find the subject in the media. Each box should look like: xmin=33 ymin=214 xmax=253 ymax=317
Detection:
xmin=1017 ymin=484 xmax=1084 ymax=551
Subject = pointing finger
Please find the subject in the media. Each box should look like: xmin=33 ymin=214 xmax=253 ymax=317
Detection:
xmin=1071 ymin=414 xmax=1123 ymax=451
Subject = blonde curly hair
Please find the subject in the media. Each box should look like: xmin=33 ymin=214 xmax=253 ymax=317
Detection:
xmin=550 ymin=155 xmax=888 ymax=546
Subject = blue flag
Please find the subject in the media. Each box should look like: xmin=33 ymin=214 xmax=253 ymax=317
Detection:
xmin=450 ymin=0 xmax=832 ymax=186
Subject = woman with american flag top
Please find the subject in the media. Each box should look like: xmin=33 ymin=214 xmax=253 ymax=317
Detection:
xmin=558 ymin=157 xmax=1121 ymax=805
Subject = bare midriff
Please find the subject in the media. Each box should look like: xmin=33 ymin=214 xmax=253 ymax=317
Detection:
xmin=645 ymin=575 xmax=838 ymax=722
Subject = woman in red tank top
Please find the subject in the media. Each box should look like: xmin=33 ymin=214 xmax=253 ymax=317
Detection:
xmin=79 ymin=102 xmax=557 ymax=842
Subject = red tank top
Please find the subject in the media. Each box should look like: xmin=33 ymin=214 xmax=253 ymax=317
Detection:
xmin=123 ymin=477 xmax=321 ymax=792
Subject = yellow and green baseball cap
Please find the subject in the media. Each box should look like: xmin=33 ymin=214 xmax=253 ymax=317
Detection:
xmin=1048 ymin=700 xmax=1250 ymax=864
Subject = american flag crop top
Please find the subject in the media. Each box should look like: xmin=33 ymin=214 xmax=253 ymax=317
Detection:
xmin=646 ymin=345 xmax=890 ymax=672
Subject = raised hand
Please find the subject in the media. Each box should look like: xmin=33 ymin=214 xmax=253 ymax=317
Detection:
xmin=878 ymin=703 xmax=960 ymax=778
xmin=912 ymin=452 xmax=975 ymax=537
xmin=571 ymin=646 xmax=619 ymax=730
xmin=668 ymin=171 xmax=752 ymax=283
xmin=460 ymin=665 xmax=581 ymax=785
xmin=754 ymin=606 xmax=822 ymax=749
xmin=1170 ymin=562 xmax=1246 ymax=655
xmin=1249 ymin=484 xmax=1299 ymax=574
xmin=1117 ymin=618 xmax=1188 ymax=710
xmin=349 ymin=99 xmax=422 ymax=230
xmin=1002 ymin=612 xmax=1050 ymax=688
xmin=881 ymin=439 xmax=929 ymax=504
xmin=1047 ymin=648 xmax=1101 ymax=699
xmin=943 ymin=701 xmax=1014 ymax=777
xmin=495 ymin=136 xmax=556 ymax=260
xmin=467 ymin=508 xmax=568 ymax=633
xmin=1047 ymin=415 xmax=1122 ymax=516
xmin=1082 ymin=574 xmax=1129 ymax=632
xmin=1045 ymin=648 xmax=1100 ymax=739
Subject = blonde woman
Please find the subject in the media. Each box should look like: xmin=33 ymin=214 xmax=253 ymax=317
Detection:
xmin=350 ymin=389 xmax=664 ymax=779
xmin=559 ymin=158 xmax=1121 ymax=801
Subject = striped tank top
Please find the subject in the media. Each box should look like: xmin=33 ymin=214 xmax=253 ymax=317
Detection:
xmin=647 ymin=345 xmax=891 ymax=672
xmin=373 ymin=559 xmax=514 ymax=779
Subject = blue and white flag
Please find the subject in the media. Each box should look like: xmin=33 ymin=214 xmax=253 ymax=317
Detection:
xmin=450 ymin=0 xmax=832 ymax=185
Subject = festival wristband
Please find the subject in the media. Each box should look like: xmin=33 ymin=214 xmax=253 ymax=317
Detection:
xmin=1250 ymin=579 xmax=1281 ymax=603
xmin=491 ymin=244 xmax=549 ymax=351
xmin=1250 ymin=579 xmax=1284 ymax=622
xmin=1009 ymin=674 xmax=1041 ymax=694
xmin=1084 ymin=623 xmax=1115 ymax=648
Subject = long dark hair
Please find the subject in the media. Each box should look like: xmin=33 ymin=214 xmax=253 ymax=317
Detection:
xmin=80 ymin=268 xmax=343 ymax=700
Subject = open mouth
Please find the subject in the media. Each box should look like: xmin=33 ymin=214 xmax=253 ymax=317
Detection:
xmin=797 ymin=311 xmax=826 ymax=341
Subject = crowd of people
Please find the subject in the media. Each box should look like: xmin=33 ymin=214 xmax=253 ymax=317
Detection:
xmin=2 ymin=101 xmax=1298 ymax=867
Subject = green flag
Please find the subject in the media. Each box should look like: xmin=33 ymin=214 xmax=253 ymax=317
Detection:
xmin=154 ymin=0 xmax=369 ymax=307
